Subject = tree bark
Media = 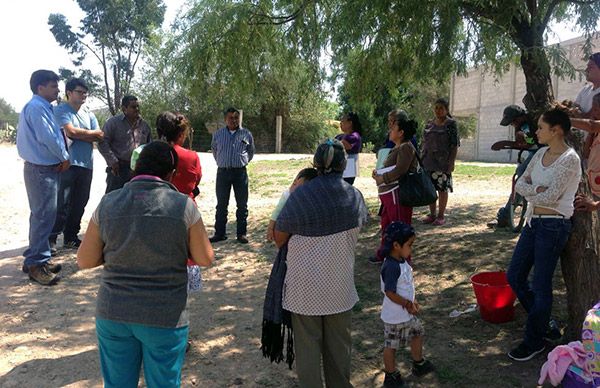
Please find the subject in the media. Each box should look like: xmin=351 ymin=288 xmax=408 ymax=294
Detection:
xmin=561 ymin=130 xmax=600 ymax=338
xmin=518 ymin=42 xmax=554 ymax=116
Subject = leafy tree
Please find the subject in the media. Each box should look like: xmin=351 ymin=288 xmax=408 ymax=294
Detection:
xmin=48 ymin=0 xmax=166 ymax=115
xmin=0 ymin=98 xmax=19 ymax=142
xmin=135 ymin=32 xmax=191 ymax=140
xmin=228 ymin=0 xmax=600 ymax=336
xmin=135 ymin=1 xmax=336 ymax=152
xmin=0 ymin=98 xmax=18 ymax=126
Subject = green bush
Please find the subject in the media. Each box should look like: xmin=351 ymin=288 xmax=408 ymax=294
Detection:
xmin=362 ymin=141 xmax=375 ymax=153
xmin=0 ymin=124 xmax=16 ymax=143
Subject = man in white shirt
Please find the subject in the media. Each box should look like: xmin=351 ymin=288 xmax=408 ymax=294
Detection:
xmin=575 ymin=53 xmax=600 ymax=115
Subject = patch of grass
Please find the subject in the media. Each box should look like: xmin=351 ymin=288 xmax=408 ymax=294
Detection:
xmin=248 ymin=159 xmax=313 ymax=194
xmin=454 ymin=164 xmax=515 ymax=177
xmin=249 ymin=158 xmax=311 ymax=172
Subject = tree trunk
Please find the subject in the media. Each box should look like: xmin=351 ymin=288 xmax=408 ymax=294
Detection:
xmin=561 ymin=130 xmax=600 ymax=338
xmin=519 ymin=45 xmax=554 ymax=116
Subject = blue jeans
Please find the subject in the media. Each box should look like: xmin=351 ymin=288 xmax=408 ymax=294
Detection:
xmin=507 ymin=218 xmax=572 ymax=349
xmin=96 ymin=318 xmax=188 ymax=388
xmin=50 ymin=166 xmax=93 ymax=242
xmin=214 ymin=167 xmax=248 ymax=237
xmin=22 ymin=162 xmax=60 ymax=266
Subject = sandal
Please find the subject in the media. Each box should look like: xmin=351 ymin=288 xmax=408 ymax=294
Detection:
xmin=432 ymin=217 xmax=446 ymax=226
xmin=421 ymin=215 xmax=436 ymax=224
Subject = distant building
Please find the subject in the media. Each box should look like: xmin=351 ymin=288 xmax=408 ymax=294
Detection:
xmin=450 ymin=36 xmax=599 ymax=163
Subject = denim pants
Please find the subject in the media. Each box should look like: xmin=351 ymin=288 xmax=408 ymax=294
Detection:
xmin=50 ymin=166 xmax=93 ymax=243
xmin=214 ymin=167 xmax=248 ymax=237
xmin=105 ymin=161 xmax=133 ymax=193
xmin=96 ymin=318 xmax=188 ymax=388
xmin=507 ymin=217 xmax=572 ymax=349
xmin=22 ymin=162 xmax=60 ymax=266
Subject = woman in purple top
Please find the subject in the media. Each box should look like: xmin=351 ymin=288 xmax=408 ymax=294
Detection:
xmin=336 ymin=112 xmax=363 ymax=185
xmin=421 ymin=98 xmax=460 ymax=226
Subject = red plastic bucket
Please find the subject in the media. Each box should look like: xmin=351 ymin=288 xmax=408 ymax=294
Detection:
xmin=470 ymin=271 xmax=517 ymax=324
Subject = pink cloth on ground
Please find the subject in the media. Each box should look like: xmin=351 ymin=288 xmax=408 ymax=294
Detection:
xmin=538 ymin=341 xmax=589 ymax=386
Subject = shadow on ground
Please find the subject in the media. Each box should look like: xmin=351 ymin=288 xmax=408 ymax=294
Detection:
xmin=0 ymin=188 xmax=565 ymax=387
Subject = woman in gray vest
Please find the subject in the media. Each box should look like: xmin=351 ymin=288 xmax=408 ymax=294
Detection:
xmin=77 ymin=141 xmax=214 ymax=388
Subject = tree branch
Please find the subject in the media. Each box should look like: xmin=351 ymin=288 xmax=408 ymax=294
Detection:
xmin=526 ymin=0 xmax=538 ymax=19
xmin=100 ymin=44 xmax=114 ymax=115
xmin=77 ymin=39 xmax=104 ymax=65
xmin=542 ymin=0 xmax=561 ymax=30
xmin=249 ymin=0 xmax=313 ymax=25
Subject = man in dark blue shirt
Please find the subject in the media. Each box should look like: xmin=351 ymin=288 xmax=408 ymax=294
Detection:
xmin=210 ymin=107 xmax=255 ymax=244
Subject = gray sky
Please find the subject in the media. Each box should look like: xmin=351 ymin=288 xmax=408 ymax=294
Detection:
xmin=0 ymin=1 xmax=588 ymax=111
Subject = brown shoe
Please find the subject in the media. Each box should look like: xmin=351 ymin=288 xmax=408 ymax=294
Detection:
xmin=28 ymin=264 xmax=60 ymax=286
xmin=22 ymin=261 xmax=62 ymax=274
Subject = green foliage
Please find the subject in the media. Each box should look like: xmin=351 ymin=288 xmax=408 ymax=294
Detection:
xmin=252 ymin=0 xmax=600 ymax=115
xmin=361 ymin=142 xmax=375 ymax=154
xmin=0 ymin=98 xmax=18 ymax=127
xmin=0 ymin=98 xmax=18 ymax=143
xmin=48 ymin=0 xmax=166 ymax=115
xmin=339 ymin=77 xmax=449 ymax=146
xmin=454 ymin=114 xmax=478 ymax=140
xmin=135 ymin=1 xmax=338 ymax=152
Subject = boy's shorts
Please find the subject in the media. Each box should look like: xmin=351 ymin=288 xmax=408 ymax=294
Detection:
xmin=384 ymin=317 xmax=424 ymax=349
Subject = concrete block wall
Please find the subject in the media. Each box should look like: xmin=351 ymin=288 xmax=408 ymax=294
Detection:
xmin=450 ymin=36 xmax=599 ymax=163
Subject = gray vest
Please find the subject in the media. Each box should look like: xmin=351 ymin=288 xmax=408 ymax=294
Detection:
xmin=96 ymin=178 xmax=189 ymax=328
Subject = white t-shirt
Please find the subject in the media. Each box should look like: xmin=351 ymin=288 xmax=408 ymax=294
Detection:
xmin=575 ymin=84 xmax=600 ymax=114
xmin=515 ymin=147 xmax=581 ymax=223
xmin=380 ymin=257 xmax=414 ymax=324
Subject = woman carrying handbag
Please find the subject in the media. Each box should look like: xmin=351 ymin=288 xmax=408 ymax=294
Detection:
xmin=371 ymin=110 xmax=419 ymax=264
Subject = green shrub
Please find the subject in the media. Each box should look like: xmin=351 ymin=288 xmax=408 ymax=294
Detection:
xmin=0 ymin=124 xmax=16 ymax=143
xmin=362 ymin=141 xmax=375 ymax=153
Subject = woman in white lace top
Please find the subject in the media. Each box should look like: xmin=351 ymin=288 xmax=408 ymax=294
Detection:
xmin=506 ymin=108 xmax=581 ymax=362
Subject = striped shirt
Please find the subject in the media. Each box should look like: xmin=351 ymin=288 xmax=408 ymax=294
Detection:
xmin=211 ymin=127 xmax=255 ymax=168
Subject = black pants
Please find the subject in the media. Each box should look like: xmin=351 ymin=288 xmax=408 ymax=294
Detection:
xmin=105 ymin=161 xmax=133 ymax=193
xmin=214 ymin=167 xmax=248 ymax=237
xmin=50 ymin=166 xmax=93 ymax=243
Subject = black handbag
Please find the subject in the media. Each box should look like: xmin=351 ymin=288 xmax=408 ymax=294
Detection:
xmin=397 ymin=152 xmax=438 ymax=207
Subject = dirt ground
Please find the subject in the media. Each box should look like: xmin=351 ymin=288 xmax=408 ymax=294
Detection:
xmin=0 ymin=144 xmax=563 ymax=387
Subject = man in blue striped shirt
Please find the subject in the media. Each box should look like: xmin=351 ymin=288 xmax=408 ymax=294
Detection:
xmin=210 ymin=107 xmax=255 ymax=244
xmin=16 ymin=70 xmax=70 ymax=286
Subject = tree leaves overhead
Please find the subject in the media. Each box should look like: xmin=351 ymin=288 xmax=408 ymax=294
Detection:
xmin=241 ymin=0 xmax=600 ymax=114
xmin=48 ymin=0 xmax=165 ymax=115
xmin=175 ymin=0 xmax=324 ymax=116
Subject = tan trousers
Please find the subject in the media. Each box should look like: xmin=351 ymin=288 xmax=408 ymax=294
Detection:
xmin=291 ymin=310 xmax=353 ymax=388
